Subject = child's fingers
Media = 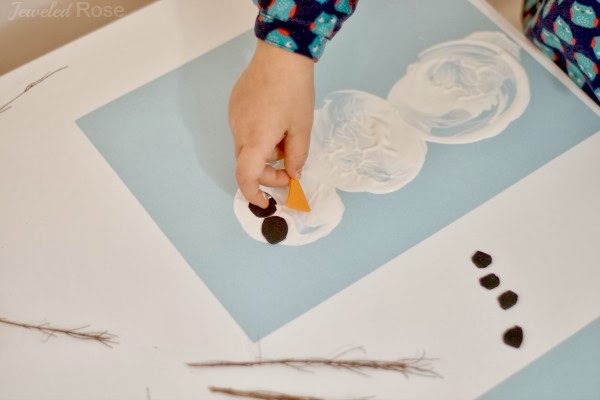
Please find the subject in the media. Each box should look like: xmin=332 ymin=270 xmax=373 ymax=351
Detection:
xmin=236 ymin=147 xmax=290 ymax=208
xmin=283 ymin=127 xmax=311 ymax=180
xmin=234 ymin=138 xmax=284 ymax=163
xmin=258 ymin=165 xmax=290 ymax=187
xmin=236 ymin=147 xmax=269 ymax=208
xmin=267 ymin=144 xmax=285 ymax=164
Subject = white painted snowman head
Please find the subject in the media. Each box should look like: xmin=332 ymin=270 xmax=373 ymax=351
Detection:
xmin=234 ymin=31 xmax=530 ymax=245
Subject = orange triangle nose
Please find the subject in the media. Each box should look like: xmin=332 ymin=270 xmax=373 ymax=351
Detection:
xmin=286 ymin=178 xmax=311 ymax=212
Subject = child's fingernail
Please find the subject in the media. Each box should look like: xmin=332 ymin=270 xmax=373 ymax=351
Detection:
xmin=296 ymin=169 xmax=302 ymax=180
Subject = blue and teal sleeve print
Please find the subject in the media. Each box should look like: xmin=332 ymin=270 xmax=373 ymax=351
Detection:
xmin=523 ymin=0 xmax=600 ymax=105
xmin=253 ymin=0 xmax=358 ymax=61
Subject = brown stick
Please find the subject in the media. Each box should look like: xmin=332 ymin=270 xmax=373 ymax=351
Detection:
xmin=0 ymin=66 xmax=68 ymax=114
xmin=189 ymin=356 xmax=438 ymax=378
xmin=0 ymin=316 xmax=117 ymax=347
xmin=209 ymin=386 xmax=326 ymax=400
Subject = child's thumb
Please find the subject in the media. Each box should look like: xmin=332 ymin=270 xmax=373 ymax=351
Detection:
xmin=284 ymin=128 xmax=310 ymax=180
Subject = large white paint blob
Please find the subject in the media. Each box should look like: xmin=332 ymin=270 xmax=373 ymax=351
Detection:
xmin=309 ymin=90 xmax=428 ymax=194
xmin=387 ymin=32 xmax=530 ymax=144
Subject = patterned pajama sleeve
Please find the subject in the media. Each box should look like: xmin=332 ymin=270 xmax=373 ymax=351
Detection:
xmin=253 ymin=0 xmax=358 ymax=61
xmin=523 ymin=0 xmax=600 ymax=105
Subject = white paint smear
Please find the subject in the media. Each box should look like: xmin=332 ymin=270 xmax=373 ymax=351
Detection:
xmin=309 ymin=90 xmax=428 ymax=194
xmin=234 ymin=31 xmax=530 ymax=245
xmin=387 ymin=31 xmax=530 ymax=144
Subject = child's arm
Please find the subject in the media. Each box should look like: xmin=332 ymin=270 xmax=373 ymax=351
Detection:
xmin=229 ymin=0 xmax=358 ymax=208
xmin=229 ymin=41 xmax=314 ymax=208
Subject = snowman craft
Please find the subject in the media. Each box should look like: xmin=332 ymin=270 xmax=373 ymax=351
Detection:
xmin=234 ymin=32 xmax=530 ymax=245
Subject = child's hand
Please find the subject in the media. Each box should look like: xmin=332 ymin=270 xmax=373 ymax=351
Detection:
xmin=229 ymin=40 xmax=315 ymax=209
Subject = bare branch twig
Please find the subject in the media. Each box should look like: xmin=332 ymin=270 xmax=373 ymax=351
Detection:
xmin=0 ymin=316 xmax=118 ymax=347
xmin=189 ymin=355 xmax=439 ymax=378
xmin=331 ymin=346 xmax=366 ymax=360
xmin=209 ymin=387 xmax=373 ymax=400
xmin=0 ymin=66 xmax=68 ymax=114
xmin=209 ymin=386 xmax=326 ymax=400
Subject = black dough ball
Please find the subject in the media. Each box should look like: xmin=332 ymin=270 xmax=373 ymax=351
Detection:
xmin=261 ymin=216 xmax=288 ymax=245
xmin=479 ymin=273 xmax=500 ymax=290
xmin=472 ymin=250 xmax=493 ymax=268
xmin=503 ymin=325 xmax=524 ymax=348
xmin=498 ymin=290 xmax=519 ymax=310
xmin=248 ymin=196 xmax=277 ymax=218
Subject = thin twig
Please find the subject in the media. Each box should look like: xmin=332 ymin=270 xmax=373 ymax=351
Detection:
xmin=209 ymin=386 xmax=326 ymax=400
xmin=189 ymin=355 xmax=439 ymax=378
xmin=331 ymin=346 xmax=366 ymax=360
xmin=0 ymin=316 xmax=118 ymax=347
xmin=0 ymin=66 xmax=68 ymax=114
xmin=209 ymin=387 xmax=372 ymax=400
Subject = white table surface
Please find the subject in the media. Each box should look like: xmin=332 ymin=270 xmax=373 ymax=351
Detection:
xmin=1 ymin=1 xmax=599 ymax=399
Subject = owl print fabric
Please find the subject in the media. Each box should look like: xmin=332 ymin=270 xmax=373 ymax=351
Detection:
xmin=523 ymin=0 xmax=600 ymax=104
xmin=253 ymin=0 xmax=599 ymax=104
xmin=253 ymin=0 xmax=358 ymax=61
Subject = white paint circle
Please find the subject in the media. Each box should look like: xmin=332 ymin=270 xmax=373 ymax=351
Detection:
xmin=309 ymin=90 xmax=428 ymax=194
xmin=387 ymin=32 xmax=530 ymax=144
